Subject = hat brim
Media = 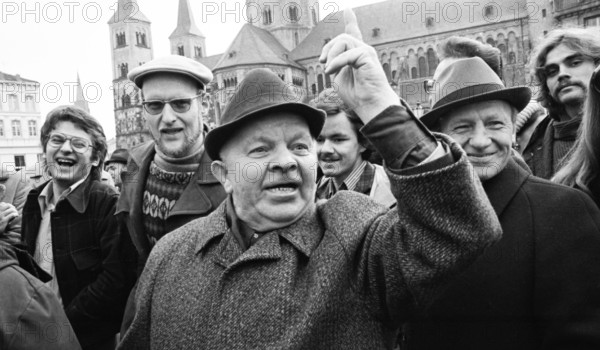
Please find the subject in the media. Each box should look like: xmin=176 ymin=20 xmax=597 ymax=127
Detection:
xmin=205 ymin=103 xmax=326 ymax=161
xmin=421 ymin=86 xmax=532 ymax=128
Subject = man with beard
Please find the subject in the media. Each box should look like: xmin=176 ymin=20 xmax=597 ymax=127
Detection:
xmin=524 ymin=28 xmax=600 ymax=178
xmin=116 ymin=55 xmax=227 ymax=333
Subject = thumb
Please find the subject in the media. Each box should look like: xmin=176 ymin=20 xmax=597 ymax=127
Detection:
xmin=344 ymin=8 xmax=362 ymax=41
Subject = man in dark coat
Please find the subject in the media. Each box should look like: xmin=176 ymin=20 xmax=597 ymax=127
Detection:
xmin=407 ymin=55 xmax=600 ymax=349
xmin=118 ymin=10 xmax=502 ymax=349
xmin=116 ymin=55 xmax=227 ymax=333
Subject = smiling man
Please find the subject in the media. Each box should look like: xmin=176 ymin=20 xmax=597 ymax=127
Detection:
xmin=118 ymin=10 xmax=504 ymax=349
xmin=407 ymin=56 xmax=600 ymax=350
xmin=20 ymin=105 xmax=135 ymax=349
xmin=116 ymin=55 xmax=227 ymax=335
xmin=524 ymin=28 xmax=600 ymax=178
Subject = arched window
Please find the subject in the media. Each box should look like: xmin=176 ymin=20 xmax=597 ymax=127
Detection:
xmin=427 ymin=48 xmax=438 ymax=76
xmin=411 ymin=67 xmax=418 ymax=79
xmin=177 ymin=45 xmax=184 ymax=56
xmin=418 ymin=56 xmax=427 ymax=78
xmin=325 ymin=74 xmax=332 ymax=88
xmin=312 ymin=8 xmax=317 ymax=24
xmin=317 ymin=74 xmax=324 ymax=93
xmin=486 ymin=37 xmax=495 ymax=47
xmin=508 ymin=51 xmax=516 ymax=64
xmin=311 ymin=84 xmax=317 ymax=95
xmin=263 ymin=5 xmax=273 ymax=24
xmin=382 ymin=63 xmax=392 ymax=81
xmin=195 ymin=46 xmax=203 ymax=58
xmin=289 ymin=5 xmax=298 ymax=22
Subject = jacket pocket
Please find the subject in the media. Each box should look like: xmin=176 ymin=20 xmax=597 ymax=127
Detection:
xmin=71 ymin=248 xmax=101 ymax=271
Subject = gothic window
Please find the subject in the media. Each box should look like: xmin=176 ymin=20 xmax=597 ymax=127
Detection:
xmin=317 ymin=74 xmax=324 ymax=93
xmin=28 ymin=120 xmax=37 ymax=136
xmin=12 ymin=120 xmax=21 ymax=136
xmin=177 ymin=45 xmax=185 ymax=56
xmin=8 ymin=94 xmax=18 ymax=111
xmin=325 ymin=74 xmax=332 ymax=88
xmin=119 ymin=63 xmax=129 ymax=78
xmin=0 ymin=121 xmax=4 ymax=136
xmin=263 ymin=5 xmax=273 ymax=25
xmin=427 ymin=48 xmax=438 ymax=76
xmin=383 ymin=63 xmax=392 ymax=82
xmin=195 ymin=46 xmax=203 ymax=58
xmin=418 ymin=56 xmax=427 ymax=78
xmin=411 ymin=67 xmax=418 ymax=79
xmin=116 ymin=32 xmax=126 ymax=47
xmin=289 ymin=5 xmax=298 ymax=22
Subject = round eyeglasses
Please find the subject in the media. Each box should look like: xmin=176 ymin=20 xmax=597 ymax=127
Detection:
xmin=142 ymin=94 xmax=202 ymax=115
xmin=48 ymin=133 xmax=93 ymax=153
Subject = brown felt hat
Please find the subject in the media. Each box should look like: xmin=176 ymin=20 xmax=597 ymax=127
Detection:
xmin=204 ymin=68 xmax=326 ymax=160
xmin=421 ymin=57 xmax=531 ymax=128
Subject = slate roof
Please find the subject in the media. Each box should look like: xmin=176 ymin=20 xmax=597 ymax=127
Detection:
xmin=291 ymin=0 xmax=528 ymax=61
xmin=107 ymin=0 xmax=150 ymax=24
xmin=0 ymin=71 xmax=37 ymax=83
xmin=197 ymin=54 xmax=223 ymax=70
xmin=170 ymin=0 xmax=203 ymax=38
xmin=213 ymin=23 xmax=304 ymax=71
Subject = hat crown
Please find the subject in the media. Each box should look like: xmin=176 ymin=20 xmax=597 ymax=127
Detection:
xmin=219 ymin=68 xmax=305 ymax=126
xmin=430 ymin=57 xmax=505 ymax=108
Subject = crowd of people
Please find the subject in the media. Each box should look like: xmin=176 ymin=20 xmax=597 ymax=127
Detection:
xmin=1 ymin=8 xmax=600 ymax=349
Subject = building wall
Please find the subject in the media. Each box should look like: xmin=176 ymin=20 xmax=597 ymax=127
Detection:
xmin=0 ymin=79 xmax=43 ymax=174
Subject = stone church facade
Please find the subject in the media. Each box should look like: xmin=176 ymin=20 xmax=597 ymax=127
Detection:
xmin=108 ymin=0 xmax=574 ymax=148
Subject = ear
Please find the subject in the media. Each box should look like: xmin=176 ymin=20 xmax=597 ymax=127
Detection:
xmin=358 ymin=144 xmax=367 ymax=154
xmin=90 ymin=158 xmax=99 ymax=167
xmin=211 ymin=160 xmax=233 ymax=194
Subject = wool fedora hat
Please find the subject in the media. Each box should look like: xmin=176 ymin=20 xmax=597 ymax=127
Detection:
xmin=420 ymin=56 xmax=531 ymax=128
xmin=105 ymin=148 xmax=129 ymax=165
xmin=128 ymin=55 xmax=213 ymax=89
xmin=204 ymin=68 xmax=326 ymax=160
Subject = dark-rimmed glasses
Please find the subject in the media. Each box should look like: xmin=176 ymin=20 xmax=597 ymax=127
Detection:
xmin=48 ymin=133 xmax=93 ymax=153
xmin=142 ymin=94 xmax=202 ymax=115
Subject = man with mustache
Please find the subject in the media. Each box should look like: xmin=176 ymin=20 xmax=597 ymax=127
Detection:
xmin=312 ymin=88 xmax=395 ymax=208
xmin=524 ymin=28 xmax=600 ymax=179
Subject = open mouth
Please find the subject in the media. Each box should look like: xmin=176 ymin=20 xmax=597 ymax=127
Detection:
xmin=55 ymin=158 xmax=76 ymax=167
xmin=265 ymin=183 xmax=300 ymax=193
xmin=161 ymin=128 xmax=183 ymax=135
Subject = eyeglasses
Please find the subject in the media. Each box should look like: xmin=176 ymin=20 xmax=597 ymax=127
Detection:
xmin=142 ymin=94 xmax=202 ymax=115
xmin=48 ymin=133 xmax=93 ymax=153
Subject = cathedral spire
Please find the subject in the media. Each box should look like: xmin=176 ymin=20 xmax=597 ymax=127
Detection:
xmin=107 ymin=0 xmax=150 ymax=24
xmin=170 ymin=0 xmax=203 ymax=38
xmin=74 ymin=72 xmax=89 ymax=113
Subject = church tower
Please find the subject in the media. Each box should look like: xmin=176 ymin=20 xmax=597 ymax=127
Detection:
xmin=74 ymin=73 xmax=89 ymax=113
xmin=246 ymin=0 xmax=319 ymax=51
xmin=108 ymin=0 xmax=153 ymax=149
xmin=169 ymin=0 xmax=206 ymax=59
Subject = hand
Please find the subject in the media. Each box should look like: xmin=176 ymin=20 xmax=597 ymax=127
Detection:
xmin=0 ymin=202 xmax=18 ymax=234
xmin=319 ymin=8 xmax=399 ymax=123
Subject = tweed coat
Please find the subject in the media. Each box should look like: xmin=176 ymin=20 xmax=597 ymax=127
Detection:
xmin=118 ymin=136 xmax=502 ymax=350
xmin=404 ymin=159 xmax=600 ymax=349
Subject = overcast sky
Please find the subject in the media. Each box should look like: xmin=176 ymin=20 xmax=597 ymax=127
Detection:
xmin=0 ymin=0 xmax=383 ymax=140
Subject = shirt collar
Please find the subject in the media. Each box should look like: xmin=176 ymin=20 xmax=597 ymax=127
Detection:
xmin=37 ymin=176 xmax=88 ymax=215
xmin=330 ymin=160 xmax=367 ymax=192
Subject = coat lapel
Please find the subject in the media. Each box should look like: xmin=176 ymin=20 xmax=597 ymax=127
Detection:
xmin=483 ymin=158 xmax=529 ymax=216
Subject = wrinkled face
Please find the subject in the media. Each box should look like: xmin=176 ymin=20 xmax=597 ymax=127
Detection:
xmin=142 ymin=73 xmax=204 ymax=158
xmin=317 ymin=112 xmax=365 ymax=182
xmin=544 ymin=44 xmax=597 ymax=108
xmin=440 ymin=100 xmax=514 ymax=181
xmin=213 ymin=112 xmax=317 ymax=231
xmin=45 ymin=121 xmax=98 ymax=190
xmin=105 ymin=162 xmax=127 ymax=186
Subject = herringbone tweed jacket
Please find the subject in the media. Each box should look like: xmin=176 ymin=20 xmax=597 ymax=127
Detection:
xmin=119 ymin=138 xmax=502 ymax=350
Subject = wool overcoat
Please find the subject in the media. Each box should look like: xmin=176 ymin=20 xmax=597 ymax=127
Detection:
xmin=404 ymin=159 xmax=600 ymax=349
xmin=119 ymin=136 xmax=503 ymax=350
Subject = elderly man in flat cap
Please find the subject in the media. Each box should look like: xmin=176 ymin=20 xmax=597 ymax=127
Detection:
xmin=402 ymin=52 xmax=600 ymax=349
xmin=117 ymin=55 xmax=227 ymax=333
xmin=118 ymin=10 xmax=502 ymax=349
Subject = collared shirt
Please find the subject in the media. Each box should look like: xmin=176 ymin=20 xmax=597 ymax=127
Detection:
xmin=331 ymin=160 xmax=367 ymax=192
xmin=35 ymin=177 xmax=87 ymax=303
